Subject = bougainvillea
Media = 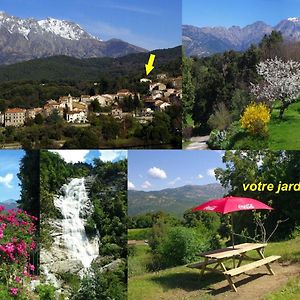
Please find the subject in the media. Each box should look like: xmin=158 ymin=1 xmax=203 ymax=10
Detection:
xmin=240 ymin=102 xmax=271 ymax=136
xmin=0 ymin=206 xmax=38 ymax=299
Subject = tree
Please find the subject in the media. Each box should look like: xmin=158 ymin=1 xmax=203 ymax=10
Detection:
xmin=34 ymin=113 xmax=44 ymax=125
xmin=182 ymin=55 xmax=195 ymax=125
xmin=251 ymin=57 xmax=300 ymax=119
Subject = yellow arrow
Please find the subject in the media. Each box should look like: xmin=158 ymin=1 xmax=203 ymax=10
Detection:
xmin=145 ymin=54 xmax=156 ymax=76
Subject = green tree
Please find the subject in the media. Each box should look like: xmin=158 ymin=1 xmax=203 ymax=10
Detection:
xmin=182 ymin=54 xmax=195 ymax=125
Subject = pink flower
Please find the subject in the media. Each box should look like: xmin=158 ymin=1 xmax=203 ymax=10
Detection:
xmin=10 ymin=287 xmax=18 ymax=296
xmin=5 ymin=243 xmax=14 ymax=253
xmin=29 ymin=264 xmax=35 ymax=271
xmin=15 ymin=276 xmax=21 ymax=283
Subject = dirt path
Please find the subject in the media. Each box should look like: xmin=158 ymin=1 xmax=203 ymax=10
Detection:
xmin=211 ymin=262 xmax=300 ymax=299
xmin=185 ymin=136 xmax=210 ymax=150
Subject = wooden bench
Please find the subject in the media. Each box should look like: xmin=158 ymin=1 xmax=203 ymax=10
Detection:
xmin=187 ymin=259 xmax=217 ymax=269
xmin=224 ymin=255 xmax=281 ymax=277
xmin=224 ymin=255 xmax=281 ymax=292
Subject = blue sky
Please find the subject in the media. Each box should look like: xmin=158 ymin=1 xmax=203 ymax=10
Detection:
xmin=0 ymin=150 xmax=24 ymax=202
xmin=51 ymin=150 xmax=127 ymax=164
xmin=183 ymin=0 xmax=300 ymax=27
xmin=128 ymin=150 xmax=225 ymax=191
xmin=1 ymin=0 xmax=181 ymax=50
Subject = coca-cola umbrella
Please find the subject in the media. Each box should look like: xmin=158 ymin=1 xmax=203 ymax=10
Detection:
xmin=192 ymin=196 xmax=273 ymax=249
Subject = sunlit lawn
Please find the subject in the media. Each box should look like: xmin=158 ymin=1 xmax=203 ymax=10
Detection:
xmin=269 ymin=101 xmax=300 ymax=150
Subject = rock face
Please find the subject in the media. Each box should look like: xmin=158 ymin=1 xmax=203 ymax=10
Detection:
xmin=41 ymin=178 xmax=99 ymax=289
xmin=0 ymin=11 xmax=147 ymax=64
xmin=183 ymin=17 xmax=300 ymax=56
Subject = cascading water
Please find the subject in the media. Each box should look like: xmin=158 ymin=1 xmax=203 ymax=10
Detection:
xmin=54 ymin=178 xmax=99 ymax=269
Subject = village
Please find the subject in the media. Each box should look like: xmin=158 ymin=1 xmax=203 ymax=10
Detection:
xmin=0 ymin=74 xmax=182 ymax=127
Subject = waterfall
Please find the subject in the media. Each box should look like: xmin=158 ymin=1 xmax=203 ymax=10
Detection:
xmin=54 ymin=178 xmax=99 ymax=269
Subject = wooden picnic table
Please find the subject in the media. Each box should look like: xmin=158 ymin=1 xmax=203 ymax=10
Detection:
xmin=188 ymin=243 xmax=280 ymax=292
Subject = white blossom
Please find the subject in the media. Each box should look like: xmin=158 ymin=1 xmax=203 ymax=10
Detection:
xmin=251 ymin=57 xmax=300 ymax=105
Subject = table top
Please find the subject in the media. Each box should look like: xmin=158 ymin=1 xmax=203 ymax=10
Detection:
xmin=198 ymin=243 xmax=267 ymax=259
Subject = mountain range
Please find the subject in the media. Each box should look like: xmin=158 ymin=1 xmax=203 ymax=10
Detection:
xmin=0 ymin=199 xmax=17 ymax=210
xmin=0 ymin=12 xmax=146 ymax=64
xmin=183 ymin=17 xmax=300 ymax=57
xmin=128 ymin=183 xmax=226 ymax=217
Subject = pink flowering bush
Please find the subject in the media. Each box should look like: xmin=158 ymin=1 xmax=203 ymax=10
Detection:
xmin=0 ymin=206 xmax=38 ymax=299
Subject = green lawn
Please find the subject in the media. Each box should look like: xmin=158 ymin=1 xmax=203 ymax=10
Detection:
xmin=128 ymin=237 xmax=300 ymax=300
xmin=128 ymin=228 xmax=151 ymax=241
xmin=269 ymin=102 xmax=300 ymax=150
xmin=128 ymin=245 xmax=152 ymax=277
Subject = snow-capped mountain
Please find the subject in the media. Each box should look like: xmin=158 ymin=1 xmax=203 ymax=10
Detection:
xmin=0 ymin=12 xmax=146 ymax=64
xmin=183 ymin=17 xmax=300 ymax=57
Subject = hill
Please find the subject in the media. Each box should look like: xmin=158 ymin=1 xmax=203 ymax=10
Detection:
xmin=128 ymin=183 xmax=226 ymax=217
xmin=0 ymin=46 xmax=181 ymax=82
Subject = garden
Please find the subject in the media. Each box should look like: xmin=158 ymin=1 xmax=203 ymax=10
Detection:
xmin=128 ymin=150 xmax=300 ymax=299
xmin=183 ymin=31 xmax=300 ymax=150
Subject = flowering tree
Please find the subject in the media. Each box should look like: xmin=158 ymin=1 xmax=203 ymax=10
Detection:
xmin=251 ymin=57 xmax=300 ymax=119
xmin=0 ymin=206 xmax=37 ymax=298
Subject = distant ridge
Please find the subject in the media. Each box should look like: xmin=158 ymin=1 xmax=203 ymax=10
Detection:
xmin=128 ymin=183 xmax=226 ymax=217
xmin=0 ymin=199 xmax=18 ymax=210
xmin=183 ymin=17 xmax=300 ymax=56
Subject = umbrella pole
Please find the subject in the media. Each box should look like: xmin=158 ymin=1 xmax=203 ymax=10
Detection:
xmin=231 ymin=213 xmax=236 ymax=268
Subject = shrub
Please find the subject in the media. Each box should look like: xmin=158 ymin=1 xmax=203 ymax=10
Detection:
xmin=0 ymin=207 xmax=38 ymax=298
xmin=240 ymin=102 xmax=270 ymax=135
xmin=35 ymin=284 xmax=56 ymax=300
xmin=207 ymin=129 xmax=228 ymax=149
xmin=156 ymin=226 xmax=210 ymax=268
xmin=207 ymin=102 xmax=232 ymax=130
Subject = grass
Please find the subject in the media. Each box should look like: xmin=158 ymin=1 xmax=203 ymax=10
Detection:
xmin=128 ymin=237 xmax=300 ymax=300
xmin=128 ymin=245 xmax=153 ymax=277
xmin=128 ymin=228 xmax=151 ymax=240
xmin=264 ymin=276 xmax=300 ymax=300
xmin=269 ymin=101 xmax=300 ymax=150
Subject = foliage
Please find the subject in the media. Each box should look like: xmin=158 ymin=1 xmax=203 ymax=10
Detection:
xmin=152 ymin=226 xmax=210 ymax=268
xmin=17 ymin=151 xmax=40 ymax=217
xmin=215 ymin=150 xmax=300 ymax=239
xmin=73 ymin=261 xmax=127 ymax=300
xmin=240 ymin=102 xmax=271 ymax=135
xmin=182 ymin=55 xmax=195 ymax=124
xmin=35 ymin=284 xmax=56 ymax=300
xmin=129 ymin=211 xmax=181 ymax=229
xmin=207 ymin=102 xmax=232 ymax=130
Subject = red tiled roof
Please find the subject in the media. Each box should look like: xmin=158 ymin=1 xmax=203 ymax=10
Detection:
xmin=6 ymin=108 xmax=26 ymax=113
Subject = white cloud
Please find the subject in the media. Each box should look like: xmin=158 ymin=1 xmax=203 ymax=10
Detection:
xmin=148 ymin=167 xmax=167 ymax=179
xmin=141 ymin=181 xmax=152 ymax=189
xmin=128 ymin=181 xmax=135 ymax=190
xmin=49 ymin=150 xmax=89 ymax=163
xmin=207 ymin=168 xmax=216 ymax=178
xmin=197 ymin=174 xmax=204 ymax=179
xmin=99 ymin=150 xmax=127 ymax=162
xmin=0 ymin=173 xmax=13 ymax=188
xmin=108 ymin=4 xmax=161 ymax=16
xmin=168 ymin=177 xmax=181 ymax=186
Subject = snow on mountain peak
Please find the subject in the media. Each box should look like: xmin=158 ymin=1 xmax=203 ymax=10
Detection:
xmin=287 ymin=17 xmax=300 ymax=22
xmin=37 ymin=17 xmax=93 ymax=40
